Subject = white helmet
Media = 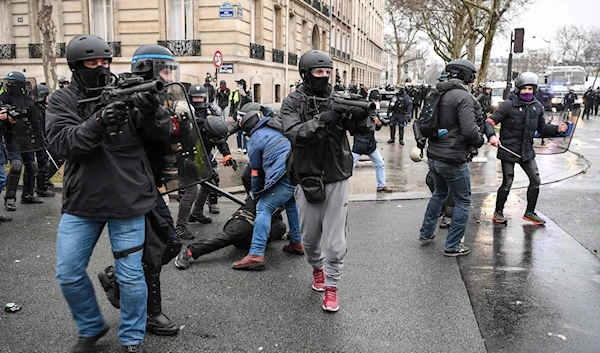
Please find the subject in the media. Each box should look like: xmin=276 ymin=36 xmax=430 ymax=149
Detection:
xmin=410 ymin=146 xmax=428 ymax=163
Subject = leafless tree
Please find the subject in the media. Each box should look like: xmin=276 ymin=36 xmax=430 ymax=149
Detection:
xmin=37 ymin=0 xmax=58 ymax=92
xmin=417 ymin=0 xmax=471 ymax=62
xmin=460 ymin=0 xmax=535 ymax=84
xmin=385 ymin=0 xmax=427 ymax=83
xmin=555 ymin=25 xmax=589 ymax=63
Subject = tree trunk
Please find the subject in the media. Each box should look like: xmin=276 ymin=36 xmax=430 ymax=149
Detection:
xmin=37 ymin=0 xmax=58 ymax=93
xmin=467 ymin=33 xmax=477 ymax=62
xmin=477 ymin=16 xmax=498 ymax=84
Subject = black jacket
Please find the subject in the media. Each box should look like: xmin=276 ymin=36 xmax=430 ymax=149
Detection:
xmin=216 ymin=87 xmax=230 ymax=109
xmin=426 ymin=79 xmax=484 ymax=164
xmin=46 ymin=80 xmax=173 ymax=218
xmin=204 ymin=83 xmax=216 ymax=103
xmin=281 ymin=83 xmax=370 ymax=184
xmin=487 ymin=93 xmax=560 ymax=163
xmin=477 ymin=92 xmax=492 ymax=113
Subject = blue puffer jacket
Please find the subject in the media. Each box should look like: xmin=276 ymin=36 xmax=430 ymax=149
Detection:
xmin=248 ymin=116 xmax=291 ymax=196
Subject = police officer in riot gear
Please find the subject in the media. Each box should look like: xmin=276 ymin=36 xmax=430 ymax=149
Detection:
xmin=58 ymin=77 xmax=70 ymax=89
xmin=189 ymin=84 xmax=222 ymax=122
xmin=280 ymin=49 xmax=372 ymax=312
xmin=386 ymin=84 xmax=412 ymax=145
xmin=31 ymin=84 xmax=60 ymax=198
xmin=0 ymin=71 xmax=44 ymax=211
xmin=97 ymin=44 xmax=184 ymax=338
xmin=48 ymin=35 xmax=173 ymax=353
xmin=176 ymin=112 xmax=236 ymax=238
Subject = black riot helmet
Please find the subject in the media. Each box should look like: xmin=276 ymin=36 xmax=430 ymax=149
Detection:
xmin=4 ymin=71 xmax=27 ymax=95
xmin=298 ymin=50 xmax=333 ymax=94
xmin=66 ymin=35 xmax=113 ymax=94
xmin=58 ymin=77 xmax=69 ymax=88
xmin=188 ymin=84 xmax=208 ymax=110
xmin=237 ymin=101 xmax=263 ymax=119
xmin=445 ymin=59 xmax=477 ymax=84
xmin=240 ymin=110 xmax=264 ymax=137
xmin=131 ymin=44 xmax=179 ymax=83
xmin=202 ymin=117 xmax=229 ymax=140
xmin=33 ymin=84 xmax=50 ymax=103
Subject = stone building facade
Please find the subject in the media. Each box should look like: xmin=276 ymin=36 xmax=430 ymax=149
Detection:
xmin=0 ymin=0 xmax=383 ymax=103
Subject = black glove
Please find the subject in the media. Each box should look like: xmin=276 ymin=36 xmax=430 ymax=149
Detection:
xmin=132 ymin=91 xmax=160 ymax=116
xmin=347 ymin=106 xmax=371 ymax=122
xmin=318 ymin=109 xmax=343 ymax=125
xmin=98 ymin=101 xmax=128 ymax=127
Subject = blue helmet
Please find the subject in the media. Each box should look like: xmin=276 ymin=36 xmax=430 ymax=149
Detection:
xmin=131 ymin=44 xmax=179 ymax=82
xmin=5 ymin=71 xmax=26 ymax=82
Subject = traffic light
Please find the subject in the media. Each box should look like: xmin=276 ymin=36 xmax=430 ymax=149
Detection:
xmin=514 ymin=28 xmax=524 ymax=53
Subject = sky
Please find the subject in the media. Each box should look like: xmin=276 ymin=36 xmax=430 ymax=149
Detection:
xmin=490 ymin=0 xmax=600 ymax=57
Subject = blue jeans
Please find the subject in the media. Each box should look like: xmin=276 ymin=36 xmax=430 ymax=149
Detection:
xmin=236 ymin=131 xmax=248 ymax=150
xmin=249 ymin=177 xmax=301 ymax=255
xmin=420 ymin=159 xmax=471 ymax=251
xmin=352 ymin=150 xmax=386 ymax=190
xmin=56 ymin=214 xmax=147 ymax=345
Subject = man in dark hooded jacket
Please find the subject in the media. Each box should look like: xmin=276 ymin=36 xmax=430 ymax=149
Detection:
xmin=418 ymin=59 xmax=484 ymax=257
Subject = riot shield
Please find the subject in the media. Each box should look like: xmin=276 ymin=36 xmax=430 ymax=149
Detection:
xmin=1 ymin=77 xmax=44 ymax=154
xmin=533 ymin=108 xmax=579 ymax=155
xmin=158 ymin=82 xmax=214 ymax=193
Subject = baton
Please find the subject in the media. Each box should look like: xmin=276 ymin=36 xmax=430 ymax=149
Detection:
xmin=498 ymin=144 xmax=522 ymax=159
xmin=45 ymin=147 xmax=60 ymax=170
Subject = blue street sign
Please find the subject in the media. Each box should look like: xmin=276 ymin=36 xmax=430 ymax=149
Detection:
xmin=219 ymin=2 xmax=235 ymax=18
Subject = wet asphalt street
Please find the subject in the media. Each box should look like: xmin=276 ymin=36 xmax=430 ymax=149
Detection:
xmin=0 ymin=116 xmax=599 ymax=352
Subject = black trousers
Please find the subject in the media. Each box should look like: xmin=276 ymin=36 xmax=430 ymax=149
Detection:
xmin=496 ymin=159 xmax=540 ymax=213
xmin=594 ymin=102 xmax=599 ymax=115
xmin=583 ymin=104 xmax=593 ymax=119
xmin=187 ymin=217 xmax=286 ymax=258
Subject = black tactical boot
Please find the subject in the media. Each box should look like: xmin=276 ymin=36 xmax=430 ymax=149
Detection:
xmin=21 ymin=194 xmax=43 ymax=204
xmin=146 ymin=273 xmax=179 ymax=336
xmin=5 ymin=199 xmax=16 ymax=212
xmin=37 ymin=189 xmax=56 ymax=197
xmin=387 ymin=126 xmax=396 ymax=144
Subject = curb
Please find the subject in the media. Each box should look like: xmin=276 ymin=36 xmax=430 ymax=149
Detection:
xmin=41 ymin=150 xmax=591 ymax=204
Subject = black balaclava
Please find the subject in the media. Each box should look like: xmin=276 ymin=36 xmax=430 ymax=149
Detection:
xmin=304 ymin=71 xmax=329 ymax=95
xmin=75 ymin=62 xmax=111 ymax=95
xmin=6 ymin=82 xmax=24 ymax=96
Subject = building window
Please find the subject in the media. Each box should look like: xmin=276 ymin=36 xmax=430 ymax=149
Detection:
xmin=311 ymin=26 xmax=320 ymax=50
xmin=168 ymin=0 xmax=193 ymax=40
xmin=90 ymin=0 xmax=113 ymax=41
xmin=274 ymin=6 xmax=282 ymax=49
xmin=288 ymin=14 xmax=296 ymax=53
xmin=251 ymin=0 xmax=263 ymax=44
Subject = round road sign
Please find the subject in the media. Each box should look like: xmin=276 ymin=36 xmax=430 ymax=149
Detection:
xmin=213 ymin=51 xmax=223 ymax=68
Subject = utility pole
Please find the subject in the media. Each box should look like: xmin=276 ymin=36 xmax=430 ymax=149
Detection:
xmin=504 ymin=31 xmax=514 ymax=100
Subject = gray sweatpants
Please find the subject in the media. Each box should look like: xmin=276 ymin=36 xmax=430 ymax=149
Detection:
xmin=294 ymin=178 xmax=349 ymax=287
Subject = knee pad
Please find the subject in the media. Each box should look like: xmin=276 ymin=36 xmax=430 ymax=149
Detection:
xmin=9 ymin=159 xmax=23 ymax=176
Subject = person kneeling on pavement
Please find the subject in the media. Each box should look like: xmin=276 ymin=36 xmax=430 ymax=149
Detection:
xmin=174 ymin=166 xmax=287 ymax=270
xmin=231 ymin=110 xmax=303 ymax=270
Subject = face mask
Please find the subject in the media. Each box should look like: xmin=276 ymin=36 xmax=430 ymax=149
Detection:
xmin=192 ymin=101 xmax=207 ymax=110
xmin=78 ymin=66 xmax=111 ymax=90
xmin=519 ymin=92 xmax=534 ymax=102
xmin=306 ymin=74 xmax=329 ymax=94
xmin=6 ymin=84 xmax=22 ymax=95
xmin=221 ymin=84 xmax=226 ymax=90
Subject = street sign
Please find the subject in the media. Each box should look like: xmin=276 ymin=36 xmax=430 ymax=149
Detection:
xmin=237 ymin=4 xmax=243 ymax=19
xmin=218 ymin=63 xmax=234 ymax=74
xmin=219 ymin=2 xmax=235 ymax=18
xmin=213 ymin=51 xmax=223 ymax=68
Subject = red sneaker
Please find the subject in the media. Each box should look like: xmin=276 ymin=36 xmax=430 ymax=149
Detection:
xmin=322 ymin=286 xmax=339 ymax=312
xmin=312 ymin=268 xmax=325 ymax=292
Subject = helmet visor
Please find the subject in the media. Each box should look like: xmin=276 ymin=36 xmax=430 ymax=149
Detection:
xmin=154 ymin=60 xmax=180 ymax=83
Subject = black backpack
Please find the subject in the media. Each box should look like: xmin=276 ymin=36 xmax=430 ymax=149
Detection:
xmin=416 ymin=88 xmax=446 ymax=138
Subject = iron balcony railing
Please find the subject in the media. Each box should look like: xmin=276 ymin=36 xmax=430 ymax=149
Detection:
xmin=272 ymin=48 xmax=284 ymax=63
xmin=288 ymin=52 xmax=298 ymax=66
xmin=108 ymin=41 xmax=121 ymax=57
xmin=157 ymin=39 xmax=201 ymax=56
xmin=28 ymin=43 xmax=66 ymax=58
xmin=250 ymin=43 xmax=265 ymax=60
